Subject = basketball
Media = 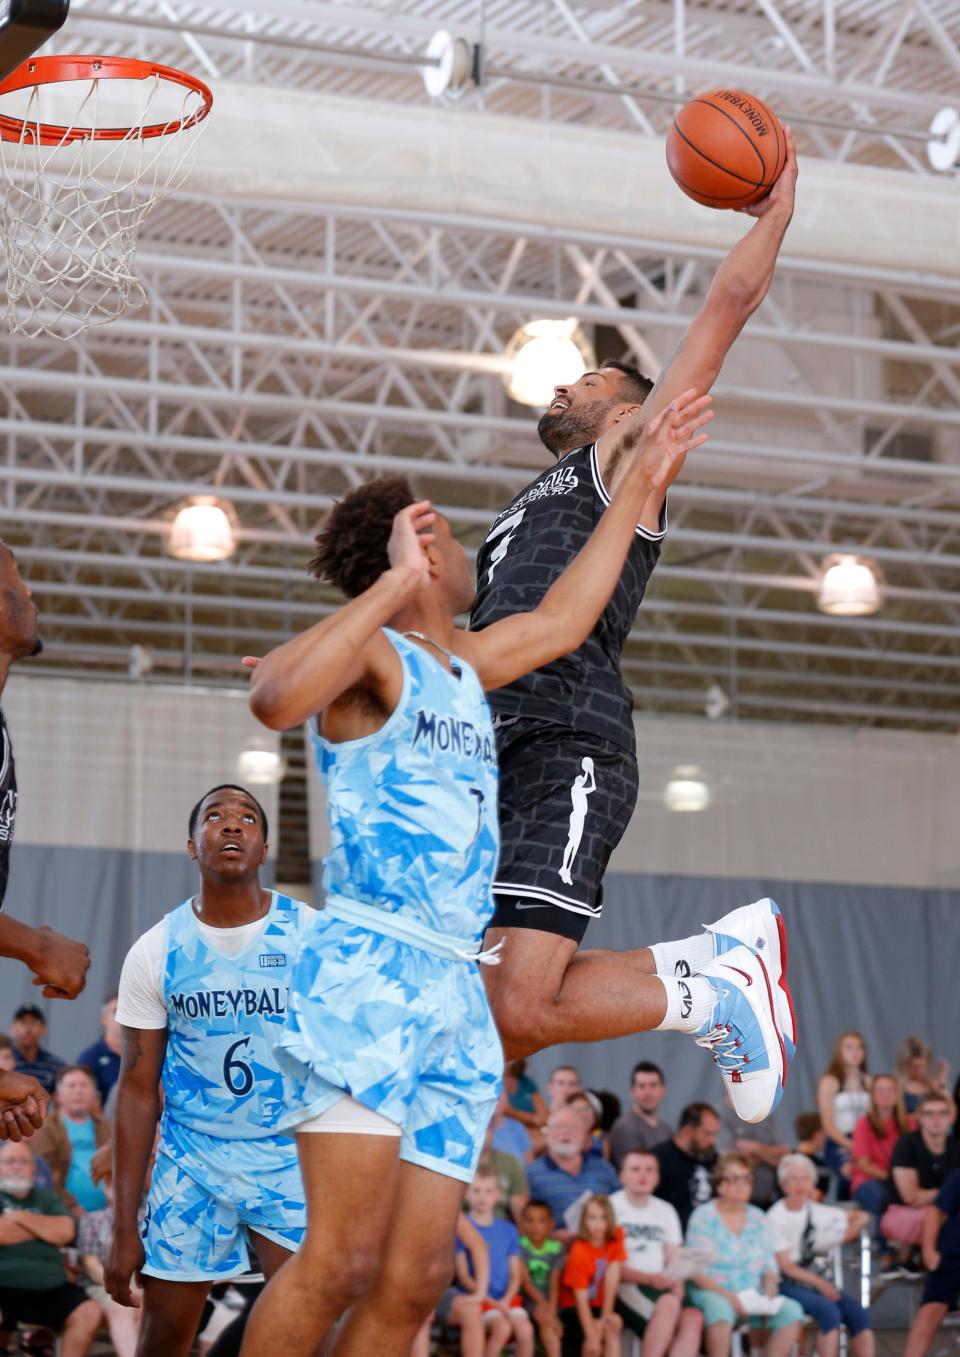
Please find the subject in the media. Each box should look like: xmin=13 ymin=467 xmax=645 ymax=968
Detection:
xmin=666 ymin=88 xmax=786 ymax=209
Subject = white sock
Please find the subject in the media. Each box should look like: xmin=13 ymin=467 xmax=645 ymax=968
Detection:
xmin=649 ymin=930 xmax=716 ymax=979
xmin=654 ymin=974 xmax=716 ymax=1034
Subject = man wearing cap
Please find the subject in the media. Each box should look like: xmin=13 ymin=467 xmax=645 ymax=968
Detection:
xmin=10 ymin=1006 xmax=66 ymax=1097
xmin=0 ymin=541 xmax=90 ymax=1142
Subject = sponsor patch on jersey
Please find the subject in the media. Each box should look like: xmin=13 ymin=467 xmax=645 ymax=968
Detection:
xmin=259 ymin=953 xmax=286 ymax=968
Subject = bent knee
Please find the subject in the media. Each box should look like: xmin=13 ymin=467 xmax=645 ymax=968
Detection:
xmin=69 ymin=1299 xmax=104 ymax=1331
xmin=302 ymin=1239 xmax=381 ymax=1303
xmin=486 ymin=990 xmax=548 ymax=1059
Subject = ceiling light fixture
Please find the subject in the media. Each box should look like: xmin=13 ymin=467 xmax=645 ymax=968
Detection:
xmin=663 ymin=766 xmax=710 ymax=814
xmin=237 ymin=746 xmax=286 ymax=786
xmin=504 ymin=319 xmax=595 ymax=408
xmin=167 ymin=497 xmax=236 ymax=563
xmin=817 ymin=554 xmax=884 ymax=617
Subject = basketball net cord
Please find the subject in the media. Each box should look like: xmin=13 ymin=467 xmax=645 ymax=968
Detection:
xmin=0 ymin=73 xmax=208 ymax=340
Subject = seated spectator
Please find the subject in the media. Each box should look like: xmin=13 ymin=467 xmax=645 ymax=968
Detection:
xmin=527 ymin=1106 xmax=618 ymax=1239
xmin=717 ymin=1101 xmax=789 ymax=1208
xmin=607 ymin=1062 xmax=673 ymax=1170
xmin=897 ymin=1038 xmax=954 ymax=1119
xmin=558 ymin=1195 xmax=624 ymax=1357
xmin=546 ymin=1065 xmax=582 ymax=1112
xmin=451 ymin=1168 xmax=534 ymax=1357
xmin=795 ymin=1112 xmax=832 ymax=1198
xmin=881 ymin=1091 xmax=960 ymax=1268
xmin=479 ymin=1096 xmax=529 ymax=1223
xmin=687 ymin=1152 xmax=803 ymax=1357
xmin=75 ymin=996 xmax=122 ymax=1109
xmin=490 ymin=1085 xmax=534 ymax=1163
xmin=768 ymin=1152 xmax=874 ymax=1357
xmin=0 ymin=1034 xmax=15 ymax=1074
xmin=610 ymin=1149 xmax=702 ymax=1357
xmin=817 ymin=1031 xmax=871 ymax=1201
xmin=567 ymin=1091 xmax=608 ymax=1155
xmin=518 ymin=1200 xmax=563 ymax=1357
xmin=31 ymin=1066 xmax=110 ymax=1214
xmin=504 ymin=1059 xmax=548 ymax=1132
xmin=903 ymin=1167 xmax=960 ymax=1357
xmin=76 ymin=1162 xmax=140 ymax=1357
xmin=654 ymin=1102 xmax=719 ymax=1230
xmin=10 ymin=1004 xmax=65 ymax=1096
xmin=850 ymin=1073 xmax=911 ymax=1256
xmin=0 ymin=1139 xmax=102 ymax=1357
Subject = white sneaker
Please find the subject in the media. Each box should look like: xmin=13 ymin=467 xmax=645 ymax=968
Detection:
xmin=706 ymin=898 xmax=796 ymax=1068
xmin=694 ymin=945 xmax=786 ymax=1124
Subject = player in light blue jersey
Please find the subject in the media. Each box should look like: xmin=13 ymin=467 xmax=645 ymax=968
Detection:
xmin=104 ymin=784 xmax=315 ymax=1357
xmin=237 ymin=391 xmax=727 ymax=1357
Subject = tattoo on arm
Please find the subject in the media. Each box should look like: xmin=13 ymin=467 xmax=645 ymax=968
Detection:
xmin=121 ymin=1027 xmax=143 ymax=1074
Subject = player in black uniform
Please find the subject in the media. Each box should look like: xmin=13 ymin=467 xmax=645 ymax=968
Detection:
xmin=472 ymin=130 xmax=799 ymax=1123
xmin=0 ymin=542 xmax=91 ymax=1140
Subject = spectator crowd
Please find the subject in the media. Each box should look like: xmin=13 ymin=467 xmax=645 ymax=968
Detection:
xmin=3 ymin=1008 xmax=960 ymax=1357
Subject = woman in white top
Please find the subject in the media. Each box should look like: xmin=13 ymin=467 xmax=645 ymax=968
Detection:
xmin=817 ymin=1032 xmax=871 ymax=1201
xmin=768 ymin=1154 xmax=873 ymax=1357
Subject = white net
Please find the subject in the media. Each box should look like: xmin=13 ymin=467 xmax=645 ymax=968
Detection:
xmin=0 ymin=61 xmax=211 ymax=340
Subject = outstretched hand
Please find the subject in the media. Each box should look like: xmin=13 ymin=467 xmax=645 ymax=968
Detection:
xmin=387 ymin=500 xmax=436 ymax=588
xmin=628 ymin=388 xmax=713 ymax=490
xmin=739 ymin=123 xmax=797 ymax=219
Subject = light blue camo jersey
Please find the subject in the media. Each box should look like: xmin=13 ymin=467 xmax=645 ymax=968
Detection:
xmin=161 ymin=890 xmax=313 ymax=1137
xmin=278 ymin=629 xmax=505 ymax=1181
xmin=141 ymin=891 xmax=312 ymax=1279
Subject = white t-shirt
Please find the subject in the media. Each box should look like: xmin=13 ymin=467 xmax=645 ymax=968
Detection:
xmin=766 ymin=1198 xmax=848 ymax=1265
xmin=610 ymin=1189 xmax=682 ymax=1316
xmin=115 ymin=898 xmax=309 ymax=1029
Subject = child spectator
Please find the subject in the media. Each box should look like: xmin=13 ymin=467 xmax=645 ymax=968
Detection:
xmin=610 ymin=1149 xmax=702 ymax=1357
xmin=452 ymin=1167 xmax=535 ymax=1357
xmin=816 ymin=1031 xmax=871 ymax=1201
xmin=559 ymin=1195 xmax=625 ymax=1357
xmin=0 ymin=1033 xmax=15 ymax=1073
xmin=850 ymin=1073 xmax=911 ymax=1264
xmin=518 ymin=1199 xmax=563 ymax=1357
xmin=903 ymin=1167 xmax=960 ymax=1357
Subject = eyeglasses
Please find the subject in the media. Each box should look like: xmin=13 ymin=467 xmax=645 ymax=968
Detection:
xmin=722 ymin=1172 xmax=754 ymax=1184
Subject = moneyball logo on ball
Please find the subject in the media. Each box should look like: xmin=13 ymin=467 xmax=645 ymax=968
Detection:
xmin=666 ymin=86 xmax=785 ymax=210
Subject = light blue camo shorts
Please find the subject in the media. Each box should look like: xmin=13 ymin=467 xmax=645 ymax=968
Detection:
xmin=141 ymin=1115 xmax=306 ymax=1281
xmin=276 ymin=912 xmax=504 ymax=1183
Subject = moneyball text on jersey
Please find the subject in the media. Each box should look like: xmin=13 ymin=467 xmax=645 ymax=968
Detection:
xmin=470 ymin=443 xmax=666 ymax=751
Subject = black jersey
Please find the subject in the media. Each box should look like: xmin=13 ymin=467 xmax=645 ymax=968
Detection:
xmin=469 ymin=443 xmax=665 ymax=751
xmin=0 ymin=708 xmax=16 ymax=910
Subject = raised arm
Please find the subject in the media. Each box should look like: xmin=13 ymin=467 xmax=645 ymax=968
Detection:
xmin=104 ymin=1025 xmax=167 ymax=1307
xmin=635 ymin=128 xmax=797 ymax=426
xmin=457 ymin=391 xmax=712 ymax=692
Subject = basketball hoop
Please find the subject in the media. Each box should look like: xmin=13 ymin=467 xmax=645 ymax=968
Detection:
xmin=0 ymin=55 xmax=213 ymax=339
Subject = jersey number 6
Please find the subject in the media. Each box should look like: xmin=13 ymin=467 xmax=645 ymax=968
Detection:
xmin=223 ymin=1037 xmax=255 ymax=1097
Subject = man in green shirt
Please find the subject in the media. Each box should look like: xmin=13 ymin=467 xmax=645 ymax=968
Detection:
xmin=0 ymin=1139 xmax=102 ymax=1355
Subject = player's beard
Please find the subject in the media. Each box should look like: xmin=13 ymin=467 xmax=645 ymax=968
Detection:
xmin=537 ymin=398 xmax=614 ymax=458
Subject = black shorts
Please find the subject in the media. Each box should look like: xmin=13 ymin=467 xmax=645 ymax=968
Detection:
xmin=488 ymin=718 xmax=639 ymax=944
xmin=923 ymin=1255 xmax=960 ymax=1309
xmin=0 ymin=1281 xmax=92 ymax=1330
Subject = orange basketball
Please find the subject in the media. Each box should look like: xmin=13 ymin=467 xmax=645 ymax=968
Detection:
xmin=666 ymin=88 xmax=785 ymax=210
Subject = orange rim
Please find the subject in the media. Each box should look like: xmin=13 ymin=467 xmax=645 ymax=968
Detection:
xmin=0 ymin=55 xmax=213 ymax=144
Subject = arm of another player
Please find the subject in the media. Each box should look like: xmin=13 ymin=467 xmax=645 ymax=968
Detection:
xmin=104 ymin=1024 xmax=167 ymax=1308
xmin=247 ymin=517 xmax=438 ymax=731
xmin=0 ymin=1070 xmax=49 ymax=1141
xmin=0 ymin=911 xmax=90 ymax=999
xmin=457 ymin=391 xmax=712 ymax=692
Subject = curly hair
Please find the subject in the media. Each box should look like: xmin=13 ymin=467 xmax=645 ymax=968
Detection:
xmin=309 ymin=475 xmax=416 ymax=598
